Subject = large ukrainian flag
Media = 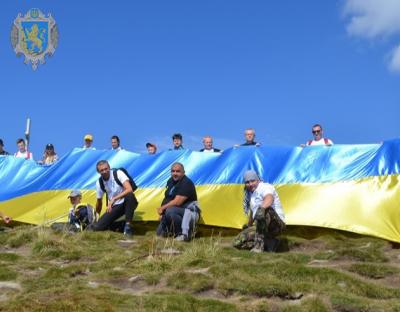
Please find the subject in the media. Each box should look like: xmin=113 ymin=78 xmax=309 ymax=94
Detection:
xmin=1 ymin=139 xmax=399 ymax=242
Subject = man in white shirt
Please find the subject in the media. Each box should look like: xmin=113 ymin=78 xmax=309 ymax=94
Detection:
xmin=233 ymin=170 xmax=286 ymax=253
xmin=14 ymin=138 xmax=33 ymax=160
xmin=303 ymin=124 xmax=333 ymax=146
xmin=93 ymin=160 xmax=138 ymax=236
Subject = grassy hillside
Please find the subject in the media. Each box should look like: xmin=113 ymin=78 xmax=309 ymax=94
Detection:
xmin=1 ymin=224 xmax=400 ymax=311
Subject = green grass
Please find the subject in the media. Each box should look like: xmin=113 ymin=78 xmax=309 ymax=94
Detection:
xmin=0 ymin=224 xmax=399 ymax=311
xmin=348 ymin=262 xmax=400 ymax=279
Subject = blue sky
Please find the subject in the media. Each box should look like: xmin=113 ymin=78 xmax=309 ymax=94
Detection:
xmin=1 ymin=0 xmax=399 ymax=158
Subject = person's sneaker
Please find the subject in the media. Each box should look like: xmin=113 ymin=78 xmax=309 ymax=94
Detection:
xmin=175 ymin=234 xmax=189 ymax=242
xmin=123 ymin=223 xmax=133 ymax=238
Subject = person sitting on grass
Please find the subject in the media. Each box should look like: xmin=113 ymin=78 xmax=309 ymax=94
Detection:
xmin=156 ymin=162 xmax=200 ymax=241
xmin=67 ymin=190 xmax=96 ymax=231
xmin=233 ymin=170 xmax=285 ymax=253
xmin=92 ymin=160 xmax=138 ymax=237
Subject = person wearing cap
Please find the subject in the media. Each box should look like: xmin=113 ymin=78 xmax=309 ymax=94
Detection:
xmin=156 ymin=162 xmax=200 ymax=241
xmin=170 ymin=133 xmax=184 ymax=150
xmin=0 ymin=139 xmax=10 ymax=156
xmin=67 ymin=190 xmax=95 ymax=231
xmin=233 ymin=170 xmax=285 ymax=253
xmin=39 ymin=143 xmax=58 ymax=165
xmin=83 ymin=134 xmax=96 ymax=150
xmin=111 ymin=135 xmax=122 ymax=151
xmin=0 ymin=211 xmax=11 ymax=224
xmin=94 ymin=160 xmax=138 ymax=237
xmin=146 ymin=142 xmax=157 ymax=154
xmin=301 ymin=124 xmax=333 ymax=147
xmin=14 ymin=138 xmax=33 ymax=160
xmin=199 ymin=135 xmax=221 ymax=153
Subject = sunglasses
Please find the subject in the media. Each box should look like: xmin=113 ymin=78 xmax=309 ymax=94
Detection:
xmin=312 ymin=130 xmax=321 ymax=134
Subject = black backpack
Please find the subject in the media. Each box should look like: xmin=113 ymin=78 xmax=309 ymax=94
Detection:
xmin=99 ymin=168 xmax=138 ymax=194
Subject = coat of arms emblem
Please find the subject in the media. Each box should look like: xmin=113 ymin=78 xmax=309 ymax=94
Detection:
xmin=11 ymin=8 xmax=59 ymax=70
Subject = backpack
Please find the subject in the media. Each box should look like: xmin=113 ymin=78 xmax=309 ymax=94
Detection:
xmin=99 ymin=168 xmax=138 ymax=194
xmin=68 ymin=203 xmax=95 ymax=230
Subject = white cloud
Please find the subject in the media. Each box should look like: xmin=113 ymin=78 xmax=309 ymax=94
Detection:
xmin=344 ymin=0 xmax=400 ymax=38
xmin=343 ymin=0 xmax=400 ymax=72
xmin=387 ymin=44 xmax=400 ymax=72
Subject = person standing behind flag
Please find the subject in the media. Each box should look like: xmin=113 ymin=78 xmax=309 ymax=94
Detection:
xmin=0 ymin=139 xmax=10 ymax=156
xmin=14 ymin=138 xmax=33 ymax=160
xmin=83 ymin=134 xmax=96 ymax=150
xmin=302 ymin=124 xmax=333 ymax=146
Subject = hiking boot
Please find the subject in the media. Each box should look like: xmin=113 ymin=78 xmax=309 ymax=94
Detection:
xmin=123 ymin=223 xmax=133 ymax=238
xmin=251 ymin=236 xmax=264 ymax=253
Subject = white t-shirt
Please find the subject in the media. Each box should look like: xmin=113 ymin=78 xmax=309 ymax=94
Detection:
xmin=96 ymin=169 xmax=129 ymax=205
xmin=306 ymin=138 xmax=333 ymax=146
xmin=249 ymin=182 xmax=285 ymax=222
xmin=14 ymin=150 xmax=34 ymax=160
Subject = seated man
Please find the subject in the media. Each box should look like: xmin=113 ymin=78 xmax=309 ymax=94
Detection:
xmin=93 ymin=160 xmax=138 ymax=237
xmin=233 ymin=170 xmax=285 ymax=253
xmin=68 ymin=190 xmax=95 ymax=231
xmin=156 ymin=162 xmax=200 ymax=241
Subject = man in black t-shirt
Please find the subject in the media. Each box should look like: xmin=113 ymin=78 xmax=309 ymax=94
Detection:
xmin=156 ymin=162 xmax=198 ymax=239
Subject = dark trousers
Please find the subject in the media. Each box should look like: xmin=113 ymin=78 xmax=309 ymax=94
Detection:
xmin=156 ymin=206 xmax=185 ymax=237
xmin=94 ymin=193 xmax=138 ymax=231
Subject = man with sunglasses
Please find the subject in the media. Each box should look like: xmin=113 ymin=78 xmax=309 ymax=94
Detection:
xmin=156 ymin=162 xmax=200 ymax=241
xmin=233 ymin=170 xmax=285 ymax=253
xmin=304 ymin=124 xmax=333 ymax=146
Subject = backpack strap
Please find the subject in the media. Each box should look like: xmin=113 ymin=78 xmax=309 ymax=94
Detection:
xmin=98 ymin=177 xmax=108 ymax=205
xmin=307 ymin=140 xmax=313 ymax=146
xmin=113 ymin=169 xmax=123 ymax=187
xmin=99 ymin=177 xmax=106 ymax=193
xmin=324 ymin=138 xmax=329 ymax=145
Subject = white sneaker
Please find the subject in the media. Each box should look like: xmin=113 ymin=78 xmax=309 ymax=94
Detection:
xmin=175 ymin=234 xmax=188 ymax=242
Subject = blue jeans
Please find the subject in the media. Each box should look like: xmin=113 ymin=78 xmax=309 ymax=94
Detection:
xmin=156 ymin=206 xmax=185 ymax=237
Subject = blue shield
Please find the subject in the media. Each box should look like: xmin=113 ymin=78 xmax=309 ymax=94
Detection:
xmin=21 ymin=21 xmax=49 ymax=55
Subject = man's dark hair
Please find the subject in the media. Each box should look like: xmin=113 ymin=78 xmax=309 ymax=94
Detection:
xmin=16 ymin=138 xmax=25 ymax=144
xmin=312 ymin=124 xmax=322 ymax=130
xmin=172 ymin=133 xmax=183 ymax=141
xmin=111 ymin=135 xmax=120 ymax=143
xmin=96 ymin=160 xmax=110 ymax=170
